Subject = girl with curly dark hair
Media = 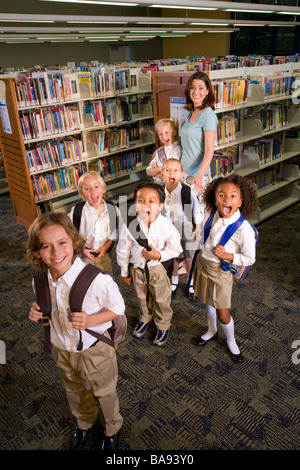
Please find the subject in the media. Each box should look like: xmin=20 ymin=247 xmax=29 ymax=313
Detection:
xmin=193 ymin=173 xmax=259 ymax=363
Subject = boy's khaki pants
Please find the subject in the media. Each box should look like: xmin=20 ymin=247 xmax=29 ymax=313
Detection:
xmin=51 ymin=334 xmax=123 ymax=436
xmin=131 ymin=263 xmax=173 ymax=330
xmin=85 ymin=253 xmax=113 ymax=275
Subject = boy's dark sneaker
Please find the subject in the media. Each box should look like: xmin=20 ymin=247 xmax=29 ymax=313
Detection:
xmin=153 ymin=328 xmax=170 ymax=347
xmin=133 ymin=321 xmax=150 ymax=338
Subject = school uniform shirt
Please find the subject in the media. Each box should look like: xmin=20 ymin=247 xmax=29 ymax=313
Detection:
xmin=33 ymin=257 xmax=125 ymax=352
xmin=164 ymin=182 xmax=202 ymax=225
xmin=180 ymin=107 xmax=218 ymax=177
xmin=147 ymin=141 xmax=182 ymax=184
xmin=68 ymin=201 xmax=122 ymax=251
xmin=201 ymin=209 xmax=256 ymax=267
xmin=116 ymin=213 xmax=183 ymax=277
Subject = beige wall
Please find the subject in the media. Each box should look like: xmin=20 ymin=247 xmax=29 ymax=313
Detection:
xmin=162 ymin=33 xmax=230 ymax=59
xmin=162 ymin=6 xmax=231 ymax=58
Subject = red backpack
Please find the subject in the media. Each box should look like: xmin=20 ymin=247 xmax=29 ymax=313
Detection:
xmin=33 ymin=263 xmax=127 ymax=354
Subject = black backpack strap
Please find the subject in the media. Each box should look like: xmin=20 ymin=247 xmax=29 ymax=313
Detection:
xmin=72 ymin=200 xmax=85 ymax=232
xmin=33 ymin=268 xmax=52 ymax=355
xmin=181 ymin=183 xmax=195 ymax=229
xmin=69 ymin=264 xmax=114 ymax=350
xmin=127 ymin=216 xmax=151 ymax=303
xmin=105 ymin=200 xmax=119 ymax=253
xmin=127 ymin=217 xmax=173 ymax=303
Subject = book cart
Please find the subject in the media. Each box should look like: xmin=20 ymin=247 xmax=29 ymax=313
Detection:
xmin=152 ymin=63 xmax=300 ymax=224
xmin=0 ymin=67 xmax=154 ymax=228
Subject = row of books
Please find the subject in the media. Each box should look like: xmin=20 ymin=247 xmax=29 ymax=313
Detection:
xmin=247 ymin=167 xmax=279 ymax=191
xmin=212 ymin=79 xmax=249 ymax=109
xmin=20 ymin=105 xmax=82 ymax=141
xmin=216 ymin=114 xmax=236 ymax=146
xmin=243 ymin=137 xmax=282 ymax=164
xmin=89 ymin=151 xmax=142 ymax=179
xmin=87 ymin=127 xmax=131 ymax=155
xmin=26 ymin=136 xmax=83 ymax=173
xmin=250 ymin=74 xmax=295 ymax=99
xmin=31 ymin=163 xmax=86 ymax=201
xmin=244 ymin=103 xmax=288 ymax=132
xmin=83 ymin=95 xmax=142 ymax=127
xmin=14 ymin=71 xmax=80 ymax=107
xmin=210 ymin=147 xmax=237 ymax=178
xmin=13 ymin=66 xmax=152 ymax=108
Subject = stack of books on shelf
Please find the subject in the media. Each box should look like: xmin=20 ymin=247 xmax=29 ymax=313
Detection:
xmin=20 ymin=105 xmax=82 ymax=141
xmin=89 ymin=150 xmax=142 ymax=179
xmin=212 ymin=79 xmax=249 ymax=109
xmin=211 ymin=146 xmax=237 ymax=178
xmin=216 ymin=114 xmax=236 ymax=145
xmin=243 ymin=137 xmax=282 ymax=164
xmin=243 ymin=103 xmax=288 ymax=132
xmin=247 ymin=166 xmax=279 ymax=191
xmin=26 ymin=136 xmax=83 ymax=173
xmin=14 ymin=71 xmax=80 ymax=107
xmin=87 ymin=127 xmax=130 ymax=155
xmin=249 ymin=74 xmax=295 ymax=99
xmin=31 ymin=162 xmax=86 ymax=201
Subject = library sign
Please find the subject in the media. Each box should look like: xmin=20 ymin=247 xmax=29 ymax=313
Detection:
xmin=0 ymin=81 xmax=12 ymax=134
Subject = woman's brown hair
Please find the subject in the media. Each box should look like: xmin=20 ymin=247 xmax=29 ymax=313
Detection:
xmin=184 ymin=71 xmax=216 ymax=112
xmin=26 ymin=212 xmax=85 ymax=270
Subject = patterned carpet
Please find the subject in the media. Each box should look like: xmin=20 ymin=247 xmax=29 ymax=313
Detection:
xmin=0 ymin=193 xmax=299 ymax=451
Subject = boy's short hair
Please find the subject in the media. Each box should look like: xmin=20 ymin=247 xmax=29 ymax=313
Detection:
xmin=161 ymin=158 xmax=183 ymax=172
xmin=77 ymin=171 xmax=106 ymax=199
xmin=133 ymin=181 xmax=165 ymax=204
xmin=26 ymin=212 xmax=85 ymax=271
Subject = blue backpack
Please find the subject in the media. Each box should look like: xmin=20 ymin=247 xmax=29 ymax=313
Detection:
xmin=187 ymin=212 xmax=259 ymax=289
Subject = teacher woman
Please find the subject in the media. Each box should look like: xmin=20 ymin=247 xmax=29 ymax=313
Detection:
xmin=181 ymin=71 xmax=218 ymax=208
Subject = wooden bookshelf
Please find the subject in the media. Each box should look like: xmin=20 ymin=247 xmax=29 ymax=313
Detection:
xmin=152 ymin=63 xmax=300 ymax=223
xmin=0 ymin=67 xmax=154 ymax=228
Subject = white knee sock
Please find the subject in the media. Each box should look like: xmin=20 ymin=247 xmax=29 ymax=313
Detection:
xmin=221 ymin=317 xmax=240 ymax=355
xmin=189 ymin=278 xmax=194 ymax=294
xmin=201 ymin=305 xmax=217 ymax=341
xmin=171 ymin=275 xmax=178 ymax=291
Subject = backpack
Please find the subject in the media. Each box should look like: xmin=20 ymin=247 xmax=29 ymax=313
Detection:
xmin=162 ymin=183 xmax=196 ymax=229
xmin=72 ymin=200 xmax=119 ymax=253
xmin=127 ymin=216 xmax=174 ymax=279
xmin=187 ymin=212 xmax=259 ymax=289
xmin=33 ymin=263 xmax=127 ymax=355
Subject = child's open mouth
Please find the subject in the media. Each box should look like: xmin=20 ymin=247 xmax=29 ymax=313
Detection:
xmin=168 ymin=177 xmax=175 ymax=185
xmin=223 ymin=205 xmax=232 ymax=216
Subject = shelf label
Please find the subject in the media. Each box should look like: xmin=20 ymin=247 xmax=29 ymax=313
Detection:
xmin=0 ymin=81 xmax=12 ymax=134
xmin=0 ymin=100 xmax=12 ymax=134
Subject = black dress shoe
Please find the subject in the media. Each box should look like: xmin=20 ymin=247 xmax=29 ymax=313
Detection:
xmin=171 ymin=284 xmax=179 ymax=298
xmin=70 ymin=426 xmax=90 ymax=450
xmin=196 ymin=332 xmax=218 ymax=346
xmin=100 ymin=430 xmax=121 ymax=451
xmin=229 ymin=350 xmax=244 ymax=363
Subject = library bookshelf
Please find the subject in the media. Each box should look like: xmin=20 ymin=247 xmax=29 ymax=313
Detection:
xmin=152 ymin=63 xmax=300 ymax=224
xmin=0 ymin=68 xmax=154 ymax=228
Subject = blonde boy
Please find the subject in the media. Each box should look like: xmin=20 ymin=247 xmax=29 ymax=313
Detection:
xmin=69 ymin=171 xmax=121 ymax=274
xmin=161 ymin=158 xmax=202 ymax=298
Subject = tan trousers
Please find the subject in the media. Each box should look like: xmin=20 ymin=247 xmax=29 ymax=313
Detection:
xmin=131 ymin=263 xmax=173 ymax=330
xmin=51 ymin=333 xmax=123 ymax=436
xmin=85 ymin=253 xmax=113 ymax=275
